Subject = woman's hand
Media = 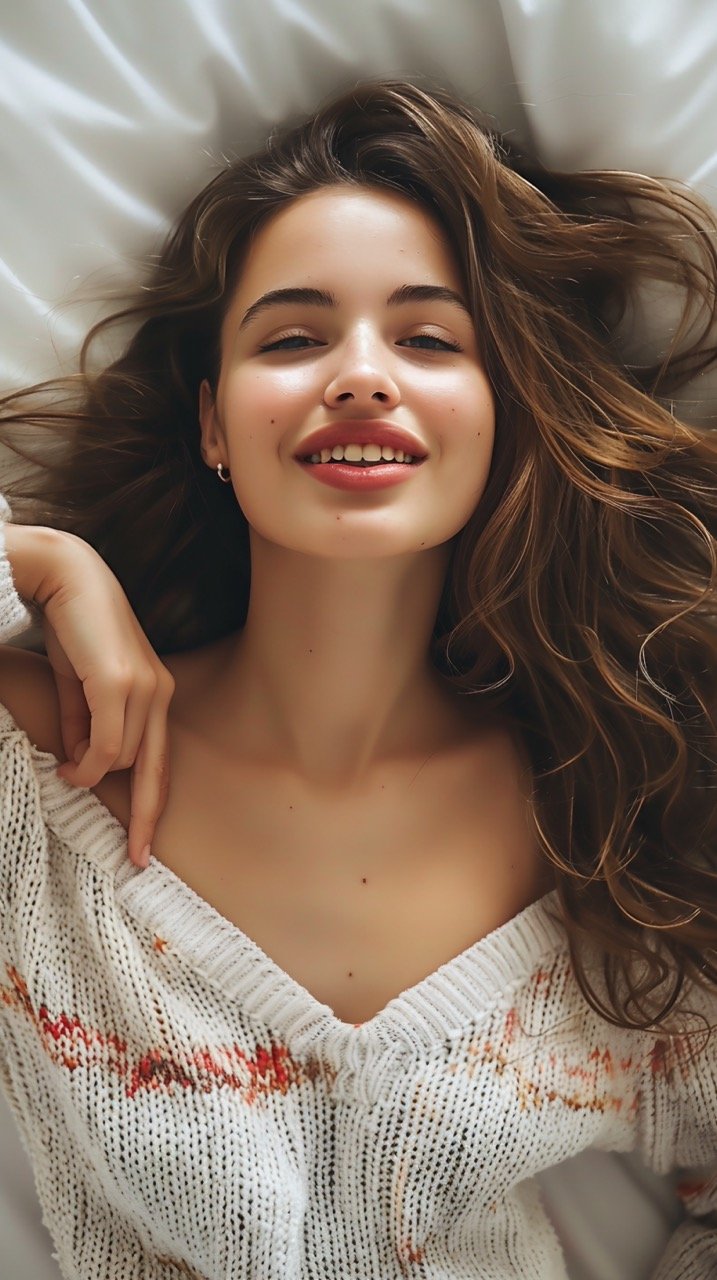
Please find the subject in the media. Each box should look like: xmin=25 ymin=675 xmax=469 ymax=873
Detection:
xmin=4 ymin=524 xmax=174 ymax=868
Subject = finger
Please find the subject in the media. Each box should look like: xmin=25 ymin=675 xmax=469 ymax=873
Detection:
xmin=77 ymin=666 xmax=172 ymax=776
xmin=90 ymin=679 xmax=156 ymax=774
xmin=56 ymin=667 xmax=174 ymax=785
xmin=55 ymin=680 xmax=129 ymax=788
xmin=127 ymin=702 xmax=171 ymax=868
xmin=52 ymin=669 xmax=92 ymax=766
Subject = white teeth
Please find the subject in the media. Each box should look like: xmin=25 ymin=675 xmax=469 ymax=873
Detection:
xmin=306 ymin=442 xmax=419 ymax=464
xmin=362 ymin=443 xmax=382 ymax=462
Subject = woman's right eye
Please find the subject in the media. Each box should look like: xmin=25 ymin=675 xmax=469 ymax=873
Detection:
xmin=258 ymin=334 xmax=321 ymax=352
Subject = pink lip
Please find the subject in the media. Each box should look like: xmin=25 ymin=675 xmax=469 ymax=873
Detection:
xmin=295 ymin=419 xmax=427 ymax=460
xmin=298 ymin=459 xmax=421 ymax=491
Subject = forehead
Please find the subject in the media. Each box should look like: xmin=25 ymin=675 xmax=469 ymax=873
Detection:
xmin=227 ymin=185 xmax=464 ymax=313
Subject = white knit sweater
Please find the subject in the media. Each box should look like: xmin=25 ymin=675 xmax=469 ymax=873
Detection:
xmin=0 ymin=514 xmax=715 ymax=1280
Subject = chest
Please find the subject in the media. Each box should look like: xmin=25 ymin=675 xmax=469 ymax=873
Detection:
xmin=94 ymin=730 xmax=552 ymax=1025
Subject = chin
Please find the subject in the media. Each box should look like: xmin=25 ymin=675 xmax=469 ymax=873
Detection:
xmin=247 ymin=517 xmax=456 ymax=562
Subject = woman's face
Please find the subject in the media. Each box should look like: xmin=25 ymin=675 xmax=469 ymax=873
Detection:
xmin=200 ymin=185 xmax=496 ymax=560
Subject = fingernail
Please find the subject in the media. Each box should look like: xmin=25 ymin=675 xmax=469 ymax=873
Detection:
xmin=140 ymin=845 xmax=151 ymax=869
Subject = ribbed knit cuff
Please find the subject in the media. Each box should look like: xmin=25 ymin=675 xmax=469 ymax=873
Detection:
xmin=0 ymin=494 xmax=36 ymax=642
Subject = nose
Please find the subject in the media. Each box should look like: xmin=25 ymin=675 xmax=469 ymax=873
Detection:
xmin=322 ymin=329 xmax=401 ymax=409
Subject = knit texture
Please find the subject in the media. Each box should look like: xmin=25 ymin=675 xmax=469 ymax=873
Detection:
xmin=0 ymin=497 xmax=35 ymax=641
xmin=0 ymin=522 xmax=715 ymax=1278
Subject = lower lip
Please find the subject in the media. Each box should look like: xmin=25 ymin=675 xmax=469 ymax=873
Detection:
xmin=297 ymin=461 xmax=423 ymax=491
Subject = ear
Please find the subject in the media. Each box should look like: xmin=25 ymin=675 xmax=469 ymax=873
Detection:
xmin=198 ymin=378 xmax=226 ymax=470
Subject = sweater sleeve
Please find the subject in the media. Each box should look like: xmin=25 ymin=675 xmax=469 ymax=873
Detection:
xmin=0 ymin=497 xmax=36 ymax=642
xmin=645 ymin=983 xmax=717 ymax=1280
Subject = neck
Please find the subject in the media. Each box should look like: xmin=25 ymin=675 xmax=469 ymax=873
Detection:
xmin=196 ymin=533 xmax=471 ymax=784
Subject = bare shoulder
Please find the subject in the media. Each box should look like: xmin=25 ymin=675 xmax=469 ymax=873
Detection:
xmin=0 ymin=645 xmax=65 ymax=760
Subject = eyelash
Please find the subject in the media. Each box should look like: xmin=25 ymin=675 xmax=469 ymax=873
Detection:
xmin=257 ymin=331 xmax=463 ymax=354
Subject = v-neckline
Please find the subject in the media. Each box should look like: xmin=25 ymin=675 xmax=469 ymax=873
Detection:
xmin=26 ymin=717 xmax=567 ymax=1056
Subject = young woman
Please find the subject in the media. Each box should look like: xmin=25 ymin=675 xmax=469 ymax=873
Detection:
xmin=0 ymin=78 xmax=715 ymax=1279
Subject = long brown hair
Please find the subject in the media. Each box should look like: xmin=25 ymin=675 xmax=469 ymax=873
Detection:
xmin=1 ymin=78 xmax=716 ymax=1032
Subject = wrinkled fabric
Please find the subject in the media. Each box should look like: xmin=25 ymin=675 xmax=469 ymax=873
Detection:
xmin=1 ymin=0 xmax=716 ymax=402
xmin=1 ymin=4 xmax=716 ymax=1278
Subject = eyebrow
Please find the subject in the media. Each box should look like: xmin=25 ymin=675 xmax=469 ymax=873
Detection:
xmin=237 ymin=284 xmax=472 ymax=332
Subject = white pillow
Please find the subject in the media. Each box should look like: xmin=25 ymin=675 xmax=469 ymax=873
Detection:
xmin=0 ymin=0 xmax=521 ymax=387
xmin=2 ymin=0 xmax=716 ymax=395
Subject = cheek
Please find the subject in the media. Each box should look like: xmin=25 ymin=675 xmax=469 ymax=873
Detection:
xmin=432 ymin=374 xmax=496 ymax=458
xmin=220 ymin=379 xmax=275 ymax=462
xmin=218 ymin=377 xmax=295 ymax=530
xmin=248 ymin=363 xmax=315 ymax=408
xmin=223 ymin=368 xmax=313 ymax=455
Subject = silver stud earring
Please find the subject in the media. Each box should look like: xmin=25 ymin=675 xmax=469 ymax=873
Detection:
xmin=216 ymin=463 xmax=232 ymax=483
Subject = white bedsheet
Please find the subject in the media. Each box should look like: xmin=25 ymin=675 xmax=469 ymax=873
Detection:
xmin=1 ymin=2 xmax=715 ymax=1276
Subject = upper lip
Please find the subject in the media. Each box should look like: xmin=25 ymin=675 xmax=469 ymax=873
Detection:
xmin=295 ymin=420 xmax=428 ymax=460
